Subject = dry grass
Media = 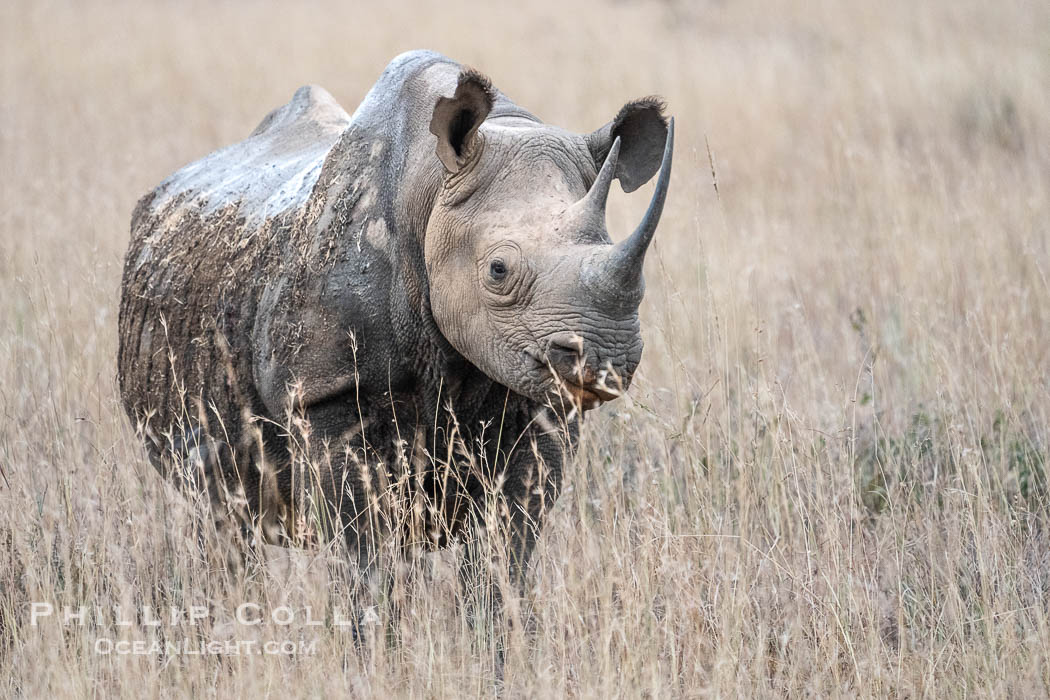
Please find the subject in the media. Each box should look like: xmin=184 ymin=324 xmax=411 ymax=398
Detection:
xmin=3 ymin=0 xmax=1050 ymax=696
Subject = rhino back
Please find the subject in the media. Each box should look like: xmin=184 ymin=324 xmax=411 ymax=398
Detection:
xmin=151 ymin=84 xmax=351 ymax=229
xmin=117 ymin=52 xmax=462 ymax=460
xmin=117 ymin=84 xmax=355 ymax=455
xmin=118 ymin=50 xmax=542 ymax=496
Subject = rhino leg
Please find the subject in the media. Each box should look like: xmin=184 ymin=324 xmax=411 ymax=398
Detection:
xmin=457 ymin=447 xmax=562 ymax=662
xmin=457 ymin=506 xmax=541 ymax=624
xmin=505 ymin=441 xmax=564 ymax=594
xmin=457 ymin=509 xmax=541 ymax=673
xmin=296 ymin=402 xmax=386 ymax=582
xmin=167 ymin=425 xmax=295 ymax=572
xmin=171 ymin=427 xmax=234 ymax=481
xmin=158 ymin=427 xmax=244 ymax=567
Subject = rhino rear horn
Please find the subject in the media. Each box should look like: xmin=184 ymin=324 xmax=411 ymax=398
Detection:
xmin=565 ymin=136 xmax=621 ymax=231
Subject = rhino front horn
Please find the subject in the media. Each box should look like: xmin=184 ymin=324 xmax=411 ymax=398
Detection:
xmin=595 ymin=117 xmax=674 ymax=304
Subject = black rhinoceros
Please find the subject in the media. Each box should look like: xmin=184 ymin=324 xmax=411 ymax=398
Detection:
xmin=118 ymin=49 xmax=672 ymax=603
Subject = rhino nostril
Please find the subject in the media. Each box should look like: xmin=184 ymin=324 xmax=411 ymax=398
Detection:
xmin=544 ymin=334 xmax=597 ymax=384
xmin=546 ymin=332 xmax=584 ymax=357
xmin=547 ymin=340 xmax=581 ymax=364
xmin=525 ymin=349 xmax=546 ymax=369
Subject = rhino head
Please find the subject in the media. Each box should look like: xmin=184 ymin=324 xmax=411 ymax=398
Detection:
xmin=424 ymin=70 xmax=674 ymax=411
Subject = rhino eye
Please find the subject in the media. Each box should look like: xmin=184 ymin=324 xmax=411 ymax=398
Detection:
xmin=489 ymin=259 xmax=508 ymax=281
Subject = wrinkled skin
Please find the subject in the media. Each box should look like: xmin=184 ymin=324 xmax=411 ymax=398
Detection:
xmin=117 ymin=50 xmax=672 ymax=620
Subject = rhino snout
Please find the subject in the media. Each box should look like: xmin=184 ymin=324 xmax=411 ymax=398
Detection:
xmin=531 ymin=331 xmax=638 ymax=407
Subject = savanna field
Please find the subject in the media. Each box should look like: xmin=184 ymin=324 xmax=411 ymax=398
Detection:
xmin=2 ymin=0 xmax=1049 ymax=696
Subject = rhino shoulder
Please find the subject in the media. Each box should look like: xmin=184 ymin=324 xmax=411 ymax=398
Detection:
xmin=144 ymin=85 xmax=352 ymax=230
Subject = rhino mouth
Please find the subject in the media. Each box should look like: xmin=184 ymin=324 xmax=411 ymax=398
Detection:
xmin=522 ymin=347 xmax=627 ymax=409
xmin=555 ymin=379 xmax=621 ymax=410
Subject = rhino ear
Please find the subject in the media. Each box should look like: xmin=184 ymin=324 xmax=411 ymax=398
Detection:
xmin=429 ymin=69 xmax=495 ymax=174
xmin=586 ymin=97 xmax=669 ymax=193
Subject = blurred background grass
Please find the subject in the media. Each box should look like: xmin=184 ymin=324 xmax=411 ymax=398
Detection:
xmin=2 ymin=0 xmax=1049 ymax=696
